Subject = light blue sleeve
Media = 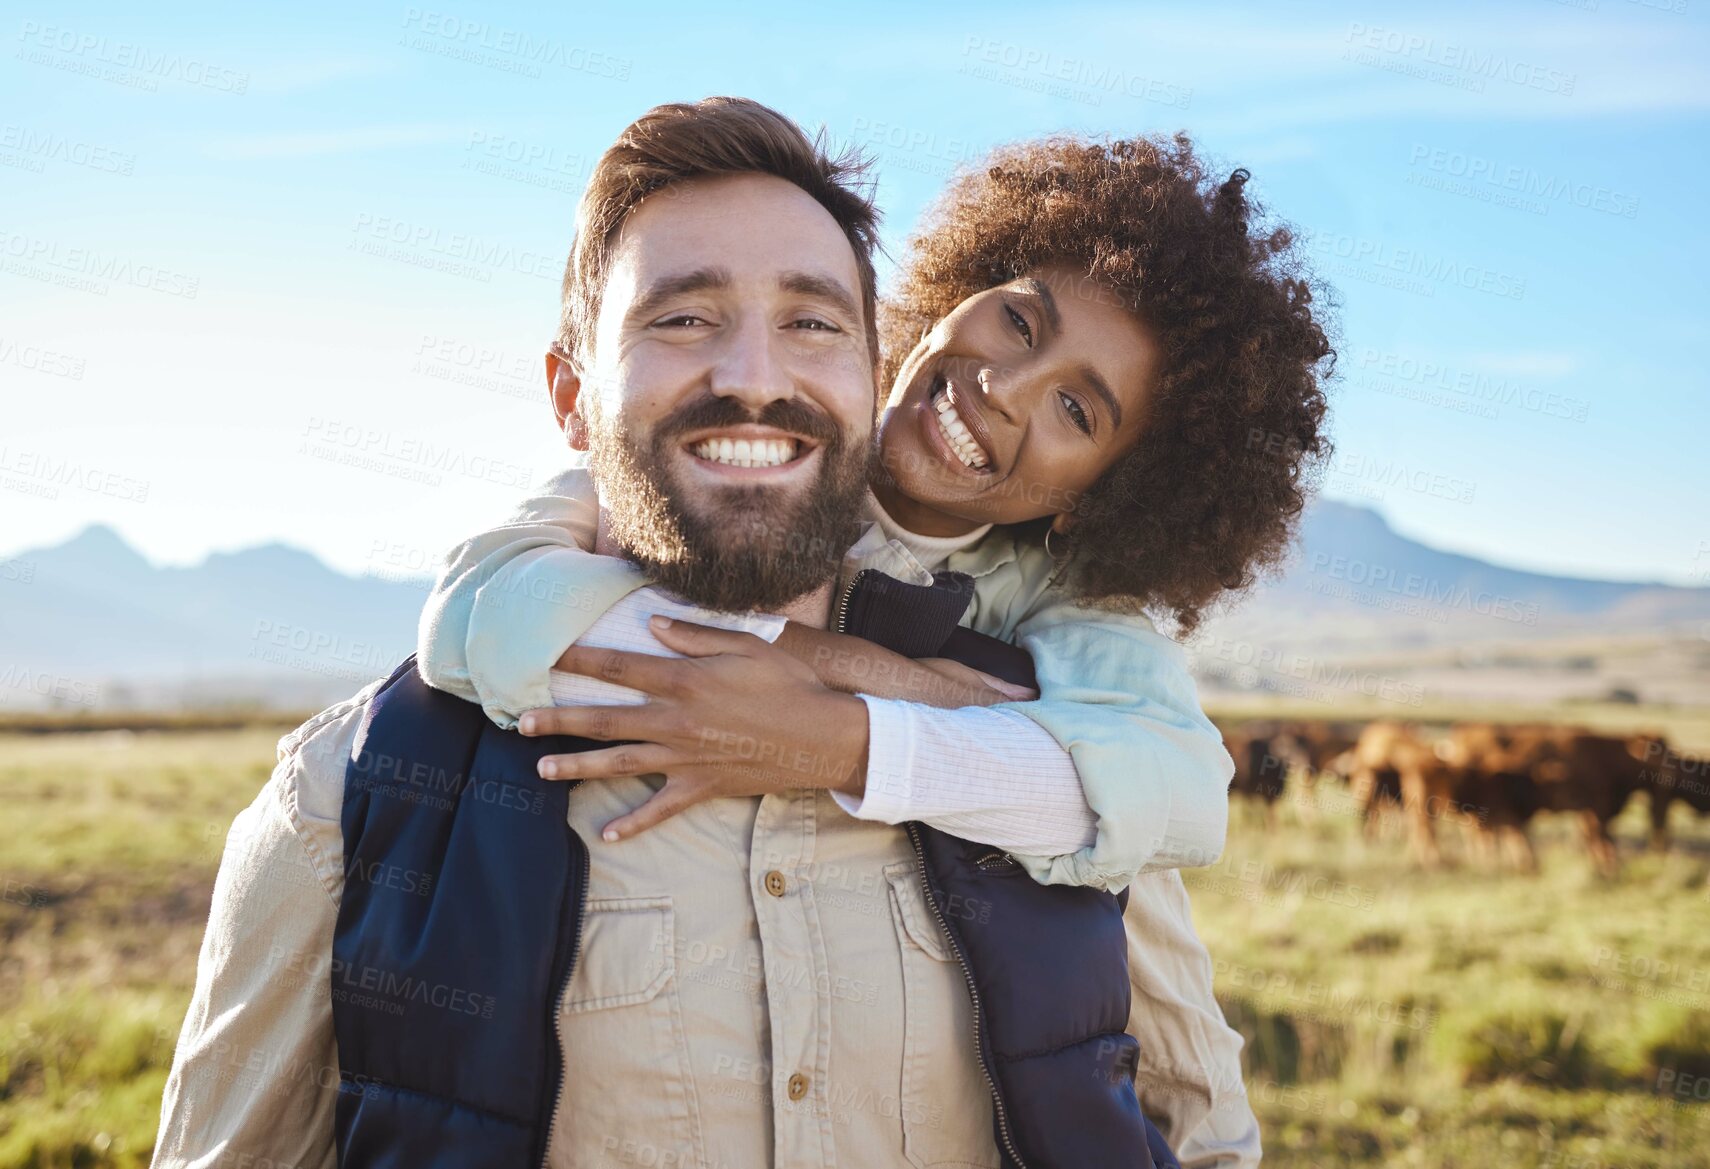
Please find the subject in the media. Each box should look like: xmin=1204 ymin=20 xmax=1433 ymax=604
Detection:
xmin=994 ymin=599 xmax=1232 ymax=892
xmin=415 ymin=468 xmax=647 ymax=729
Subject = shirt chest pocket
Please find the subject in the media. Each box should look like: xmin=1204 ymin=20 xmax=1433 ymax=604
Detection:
xmin=552 ymin=896 xmax=703 ymax=1168
xmin=885 ymin=864 xmax=1001 ymax=1169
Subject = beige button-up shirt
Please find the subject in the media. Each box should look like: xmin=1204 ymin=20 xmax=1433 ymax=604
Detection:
xmin=149 ymin=673 xmax=1001 ymax=1169
xmin=556 ymin=773 xmax=997 ymax=1168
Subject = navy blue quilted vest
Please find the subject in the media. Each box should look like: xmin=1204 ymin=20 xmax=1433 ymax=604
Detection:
xmin=333 ymin=571 xmax=1180 ymax=1168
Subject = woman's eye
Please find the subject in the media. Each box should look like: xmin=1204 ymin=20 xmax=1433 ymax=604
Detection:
xmin=1060 ymin=391 xmax=1092 ymax=435
xmin=1004 ymin=303 xmax=1033 ymax=347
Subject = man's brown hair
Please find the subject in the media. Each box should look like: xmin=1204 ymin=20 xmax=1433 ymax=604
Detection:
xmin=559 ymin=96 xmax=881 ymax=369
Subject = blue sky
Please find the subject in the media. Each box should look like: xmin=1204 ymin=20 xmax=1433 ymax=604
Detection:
xmin=3 ymin=1 xmax=1706 ymax=585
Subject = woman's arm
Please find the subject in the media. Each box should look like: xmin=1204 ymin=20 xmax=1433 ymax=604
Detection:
xmin=995 ymin=596 xmax=1233 ymax=887
xmin=806 ymin=585 xmax=1231 ymax=891
xmin=416 ymin=467 xmax=649 ymax=728
xmin=770 ymin=623 xmax=1107 ymax=859
xmin=771 ymin=622 xmax=1035 ymax=707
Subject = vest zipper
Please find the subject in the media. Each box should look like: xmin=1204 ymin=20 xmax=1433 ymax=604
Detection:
xmin=538 ymin=785 xmax=591 ymax=1169
xmin=838 ymin=576 xmax=1026 ymax=1167
xmin=832 ymin=568 xmax=873 ymax=637
xmin=906 ymin=821 xmax=1029 ymax=1169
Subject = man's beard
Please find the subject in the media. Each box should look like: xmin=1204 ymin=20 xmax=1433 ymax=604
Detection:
xmin=587 ymin=393 xmax=874 ymax=612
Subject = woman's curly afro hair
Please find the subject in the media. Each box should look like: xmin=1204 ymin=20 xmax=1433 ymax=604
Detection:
xmin=882 ymin=133 xmax=1335 ymax=633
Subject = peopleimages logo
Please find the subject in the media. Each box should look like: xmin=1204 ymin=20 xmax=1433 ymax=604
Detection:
xmin=399 ymin=9 xmax=631 ymax=80
xmin=0 ymin=446 xmax=149 ymax=502
xmin=349 ymin=214 xmax=557 ymax=282
xmin=0 ymin=231 xmax=200 ymax=299
xmin=0 ymin=125 xmax=136 ymax=175
xmin=1343 ymin=23 xmax=1576 ymax=96
xmin=16 ymin=21 xmax=250 ymax=93
xmin=1408 ymin=145 xmax=1640 ymax=219
xmin=959 ymin=35 xmax=1192 ymax=109
xmin=302 ymin=418 xmax=533 ymax=490
xmin=1354 ymin=348 xmax=1589 ymax=423
xmin=1306 ymin=230 xmax=1526 ymax=302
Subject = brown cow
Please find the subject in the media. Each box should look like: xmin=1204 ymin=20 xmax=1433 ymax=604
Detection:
xmin=1436 ymin=722 xmax=1558 ymax=871
xmin=1270 ymin=721 xmax=1361 ymax=821
xmin=1222 ymin=723 xmax=1294 ymax=829
xmin=1442 ymin=724 xmax=1658 ymax=876
xmin=1635 ymin=739 xmax=1710 ymax=849
xmin=1343 ymin=721 xmax=1478 ymax=868
xmin=1532 ymin=729 xmax=1655 ymax=876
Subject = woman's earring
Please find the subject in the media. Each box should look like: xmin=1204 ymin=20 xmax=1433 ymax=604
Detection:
xmin=1044 ymin=525 xmax=1072 ymax=563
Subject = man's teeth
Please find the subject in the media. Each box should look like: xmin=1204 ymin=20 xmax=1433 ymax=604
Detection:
xmin=932 ymin=388 xmax=989 ymax=470
xmin=691 ymin=436 xmax=800 ymax=468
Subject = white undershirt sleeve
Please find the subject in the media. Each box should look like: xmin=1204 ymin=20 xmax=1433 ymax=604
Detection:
xmin=832 ymin=696 xmax=1098 ymax=855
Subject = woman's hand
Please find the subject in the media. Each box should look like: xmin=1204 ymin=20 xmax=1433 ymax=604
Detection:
xmin=519 ymin=616 xmax=870 ymax=842
xmin=912 ymin=657 xmax=1039 ymax=705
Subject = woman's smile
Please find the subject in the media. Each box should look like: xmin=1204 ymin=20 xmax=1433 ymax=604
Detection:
xmin=920 ymin=372 xmax=997 ymax=476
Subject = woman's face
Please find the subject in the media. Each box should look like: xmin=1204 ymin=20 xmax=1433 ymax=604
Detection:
xmin=875 ymin=266 xmax=1159 ymax=535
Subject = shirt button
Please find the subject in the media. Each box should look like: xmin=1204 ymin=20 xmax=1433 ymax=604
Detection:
xmin=763 ymin=870 xmax=788 ymax=897
xmin=787 ymin=1072 xmax=810 ymax=1101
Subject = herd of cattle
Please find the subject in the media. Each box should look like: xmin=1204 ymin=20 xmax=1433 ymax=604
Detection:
xmin=1219 ymin=719 xmax=1710 ymax=874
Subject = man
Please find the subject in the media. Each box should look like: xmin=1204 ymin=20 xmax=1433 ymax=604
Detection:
xmin=151 ymin=97 xmax=1199 ymax=1168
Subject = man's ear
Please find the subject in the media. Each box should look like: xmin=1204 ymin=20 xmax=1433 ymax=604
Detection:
xmin=545 ymin=347 xmax=591 ymax=452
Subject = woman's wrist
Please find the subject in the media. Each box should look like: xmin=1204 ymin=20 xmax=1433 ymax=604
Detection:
xmin=775 ymin=622 xmax=847 ymax=689
xmin=813 ymin=690 xmax=870 ymax=798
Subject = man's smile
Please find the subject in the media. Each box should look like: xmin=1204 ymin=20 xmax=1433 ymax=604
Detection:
xmin=677 ymin=422 xmax=823 ymax=481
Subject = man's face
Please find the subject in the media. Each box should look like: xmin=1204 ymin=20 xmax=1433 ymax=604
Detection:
xmin=554 ymin=173 xmax=876 ymax=611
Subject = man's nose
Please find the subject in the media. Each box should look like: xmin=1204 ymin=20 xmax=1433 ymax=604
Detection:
xmin=709 ymin=317 xmax=794 ymax=410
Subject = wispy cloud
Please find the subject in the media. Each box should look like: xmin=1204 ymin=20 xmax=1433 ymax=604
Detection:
xmin=893 ymin=5 xmax=1710 ymax=131
xmin=203 ymin=122 xmax=478 ymax=160
xmin=1466 ymin=351 xmax=1581 ymax=378
xmin=243 ymin=55 xmax=398 ymax=96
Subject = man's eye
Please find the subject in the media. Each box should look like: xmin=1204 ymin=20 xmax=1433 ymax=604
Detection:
xmin=1060 ymin=391 xmax=1091 ymax=435
xmin=1004 ymin=303 xmax=1033 ymax=348
xmin=789 ymin=317 xmax=839 ymax=332
xmin=655 ymin=314 xmax=712 ymax=328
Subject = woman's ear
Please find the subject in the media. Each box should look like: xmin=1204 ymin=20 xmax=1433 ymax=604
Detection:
xmin=545 ymin=346 xmax=591 ymax=451
xmin=1049 ymin=512 xmax=1075 ymax=535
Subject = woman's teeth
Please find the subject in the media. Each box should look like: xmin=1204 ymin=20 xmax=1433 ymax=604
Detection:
xmin=691 ymin=436 xmax=799 ymax=468
xmin=932 ymin=388 xmax=990 ymax=471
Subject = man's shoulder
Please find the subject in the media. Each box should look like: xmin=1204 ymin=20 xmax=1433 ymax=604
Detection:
xmin=265 ymin=674 xmax=393 ymax=893
xmin=277 ymin=676 xmax=386 ymax=764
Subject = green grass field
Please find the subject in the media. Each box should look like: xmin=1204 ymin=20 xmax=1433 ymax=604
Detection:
xmin=4 ymin=718 xmax=1710 ymax=1166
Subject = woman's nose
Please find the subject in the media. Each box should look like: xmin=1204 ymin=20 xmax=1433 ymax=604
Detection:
xmin=977 ymin=365 xmax=1022 ymax=425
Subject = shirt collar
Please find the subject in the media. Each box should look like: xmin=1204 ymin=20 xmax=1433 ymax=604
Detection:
xmin=841 ymin=521 xmax=935 ymax=586
xmin=857 ymin=491 xmax=1021 ymax=583
xmin=942 ymin=525 xmax=1020 ymax=581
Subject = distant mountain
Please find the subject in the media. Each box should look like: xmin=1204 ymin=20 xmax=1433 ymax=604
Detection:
xmin=1290 ymin=501 xmax=1692 ymax=617
xmin=1194 ymin=500 xmax=1710 ymax=707
xmin=3 ymin=504 xmax=1707 ymax=711
xmin=1213 ymin=500 xmax=1710 ymax=640
xmin=0 ymin=524 xmax=428 ymax=711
